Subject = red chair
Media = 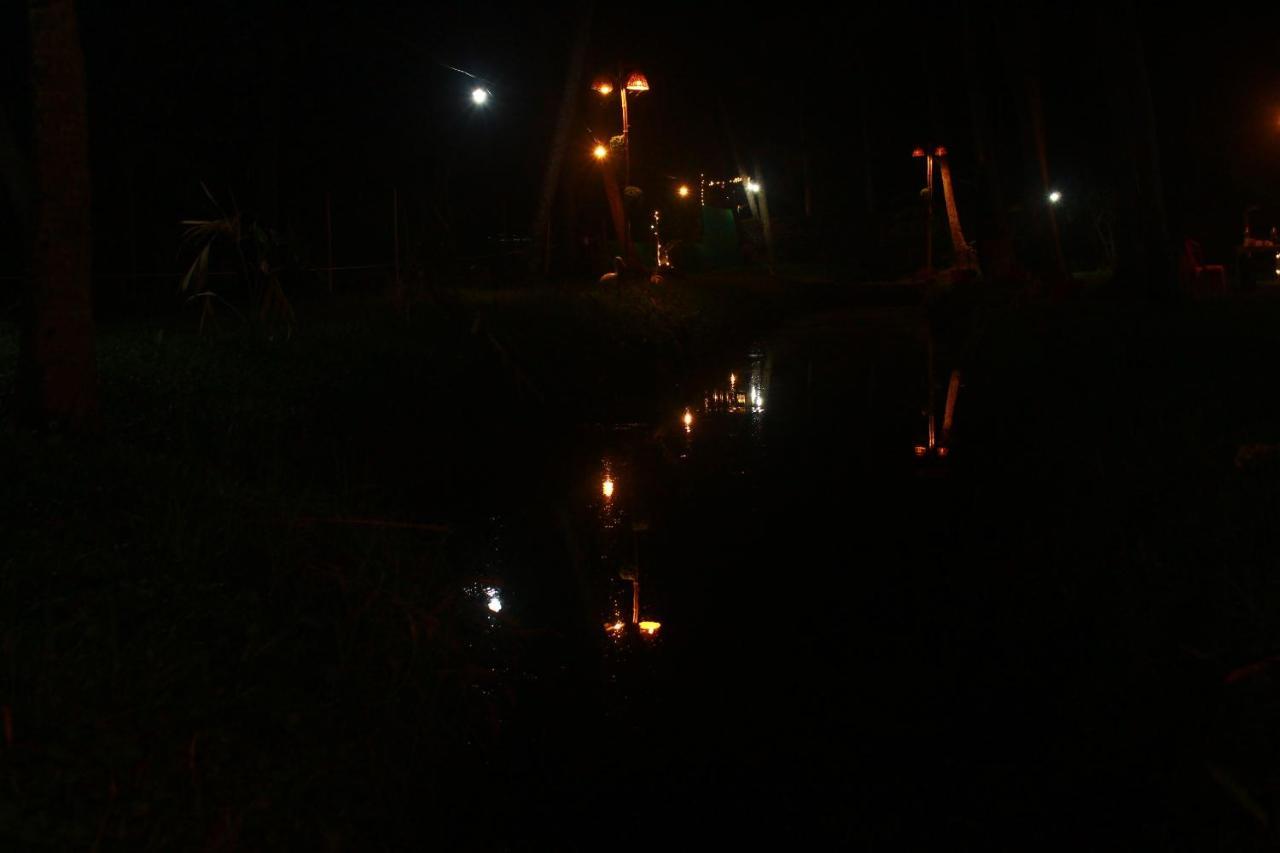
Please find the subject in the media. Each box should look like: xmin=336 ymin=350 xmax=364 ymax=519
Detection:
xmin=1182 ymin=239 xmax=1227 ymax=296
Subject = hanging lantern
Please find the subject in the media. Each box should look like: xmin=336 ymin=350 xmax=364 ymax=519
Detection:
xmin=625 ymin=72 xmax=650 ymax=93
xmin=912 ymin=147 xmax=927 ymax=158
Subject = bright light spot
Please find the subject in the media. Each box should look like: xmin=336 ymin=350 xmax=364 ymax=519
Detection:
xmin=1048 ymin=190 xmax=1062 ymax=204
xmin=682 ymin=409 xmax=693 ymax=428
xmin=595 ymin=82 xmax=613 ymax=96
xmin=937 ymin=446 xmax=950 ymax=458
xmin=602 ymin=476 xmax=615 ymax=499
xmin=483 ymin=587 xmax=502 ymax=612
xmin=593 ymin=144 xmax=608 ymax=161
xmin=638 ymin=620 xmax=661 ymax=636
xmin=605 ymin=620 xmax=625 ymax=634
xmin=677 ymin=184 xmax=690 ymax=198
xmin=471 ymin=87 xmax=489 ymax=106
xmin=729 ymin=373 xmax=736 ymax=388
xmin=745 ymin=180 xmax=761 ymax=193
xmin=914 ymin=445 xmax=928 ymax=457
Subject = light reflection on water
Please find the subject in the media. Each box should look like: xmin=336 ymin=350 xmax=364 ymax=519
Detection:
xmin=595 ymin=346 xmax=773 ymax=646
xmin=697 ymin=351 xmax=769 ymax=420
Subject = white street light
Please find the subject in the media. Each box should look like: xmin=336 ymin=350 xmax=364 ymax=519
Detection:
xmin=1048 ymin=190 xmax=1062 ymax=204
xmin=471 ymin=87 xmax=490 ymax=106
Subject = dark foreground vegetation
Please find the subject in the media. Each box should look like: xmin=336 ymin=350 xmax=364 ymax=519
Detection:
xmin=5 ymin=274 xmax=1280 ymax=848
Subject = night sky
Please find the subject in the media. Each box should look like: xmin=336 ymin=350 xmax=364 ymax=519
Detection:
xmin=2 ymin=2 xmax=1280 ymax=285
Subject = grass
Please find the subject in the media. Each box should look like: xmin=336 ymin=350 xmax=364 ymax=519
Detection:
xmin=0 ymin=273 xmax=804 ymax=848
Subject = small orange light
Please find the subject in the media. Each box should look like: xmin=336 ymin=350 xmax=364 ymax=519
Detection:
xmin=914 ymin=445 xmax=928 ymax=457
xmin=912 ymin=147 xmax=926 ymax=158
xmin=638 ymin=620 xmax=661 ymax=635
xmin=682 ymin=409 xmax=693 ymax=428
xmin=592 ymin=143 xmax=608 ymax=160
xmin=677 ymin=184 xmax=690 ymax=198
xmin=937 ymin=446 xmax=949 ymax=458
xmin=602 ymin=476 xmax=614 ymax=498
xmin=593 ymin=80 xmax=613 ymax=96
xmin=934 ymin=145 xmax=948 ymax=157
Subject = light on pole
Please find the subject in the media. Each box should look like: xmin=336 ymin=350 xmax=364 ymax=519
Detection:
xmin=471 ymin=87 xmax=490 ymax=106
xmin=592 ymin=71 xmax=649 ymax=187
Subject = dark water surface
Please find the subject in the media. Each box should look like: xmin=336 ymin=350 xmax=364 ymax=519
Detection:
xmin=438 ymin=304 xmax=1237 ymax=850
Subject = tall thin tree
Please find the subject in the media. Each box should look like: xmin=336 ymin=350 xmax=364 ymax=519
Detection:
xmin=528 ymin=0 xmax=593 ymax=276
xmin=18 ymin=0 xmax=96 ymax=429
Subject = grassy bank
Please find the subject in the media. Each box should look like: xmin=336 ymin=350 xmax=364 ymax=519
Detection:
xmin=0 ymin=274 xmax=804 ymax=848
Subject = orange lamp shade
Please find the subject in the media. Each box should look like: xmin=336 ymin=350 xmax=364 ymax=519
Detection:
xmin=625 ymin=72 xmax=650 ymax=93
xmin=912 ymin=147 xmax=927 ymax=158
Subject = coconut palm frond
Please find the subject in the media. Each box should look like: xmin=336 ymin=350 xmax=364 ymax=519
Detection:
xmin=180 ymin=215 xmax=239 ymax=245
xmin=179 ymin=243 xmax=211 ymax=293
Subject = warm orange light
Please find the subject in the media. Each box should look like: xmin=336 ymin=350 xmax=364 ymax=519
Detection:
xmin=638 ymin=620 xmax=661 ymax=635
xmin=936 ymin=446 xmax=949 ymax=458
xmin=625 ymin=72 xmax=650 ymax=93
xmin=934 ymin=145 xmax=948 ymax=157
xmin=594 ymin=81 xmax=614 ymax=96
xmin=677 ymin=184 xmax=690 ymax=198
xmin=592 ymin=143 xmax=608 ymax=160
xmin=912 ymin=147 xmax=927 ymax=158
xmin=602 ymin=476 xmax=614 ymax=498
xmin=682 ymin=409 xmax=693 ymax=428
xmin=914 ymin=445 xmax=928 ymax=457
xmin=605 ymin=620 xmax=625 ymax=633
xmin=729 ymin=373 xmax=736 ymax=388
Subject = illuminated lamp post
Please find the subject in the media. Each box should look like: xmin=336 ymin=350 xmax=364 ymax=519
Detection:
xmin=912 ymin=147 xmax=935 ymax=273
xmin=593 ymin=71 xmax=649 ymax=257
xmin=592 ymin=71 xmax=649 ymax=186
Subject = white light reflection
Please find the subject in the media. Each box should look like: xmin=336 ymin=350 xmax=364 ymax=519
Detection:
xmin=484 ymin=586 xmax=503 ymax=613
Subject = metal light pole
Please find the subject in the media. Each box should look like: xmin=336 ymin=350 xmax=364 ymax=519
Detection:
xmin=914 ymin=147 xmax=935 ymax=273
xmin=594 ymin=71 xmax=649 ymax=257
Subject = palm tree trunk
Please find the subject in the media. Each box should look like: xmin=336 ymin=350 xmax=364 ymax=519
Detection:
xmin=18 ymin=0 xmax=96 ymax=429
xmin=1098 ymin=2 xmax=1173 ymax=296
xmin=528 ymin=0 xmax=593 ymax=277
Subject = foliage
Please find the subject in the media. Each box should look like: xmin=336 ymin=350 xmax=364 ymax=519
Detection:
xmin=179 ymin=184 xmax=295 ymax=338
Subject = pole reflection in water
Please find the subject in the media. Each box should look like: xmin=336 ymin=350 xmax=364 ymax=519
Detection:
xmin=592 ymin=454 xmax=664 ymax=643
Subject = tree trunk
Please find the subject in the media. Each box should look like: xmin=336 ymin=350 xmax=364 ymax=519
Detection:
xmin=960 ymin=1 xmax=1013 ymax=278
xmin=18 ymin=0 xmax=96 ymax=429
xmin=600 ymin=157 xmax=628 ymax=264
xmin=528 ymin=0 xmax=593 ymax=277
xmin=1097 ymin=2 xmax=1173 ymax=297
